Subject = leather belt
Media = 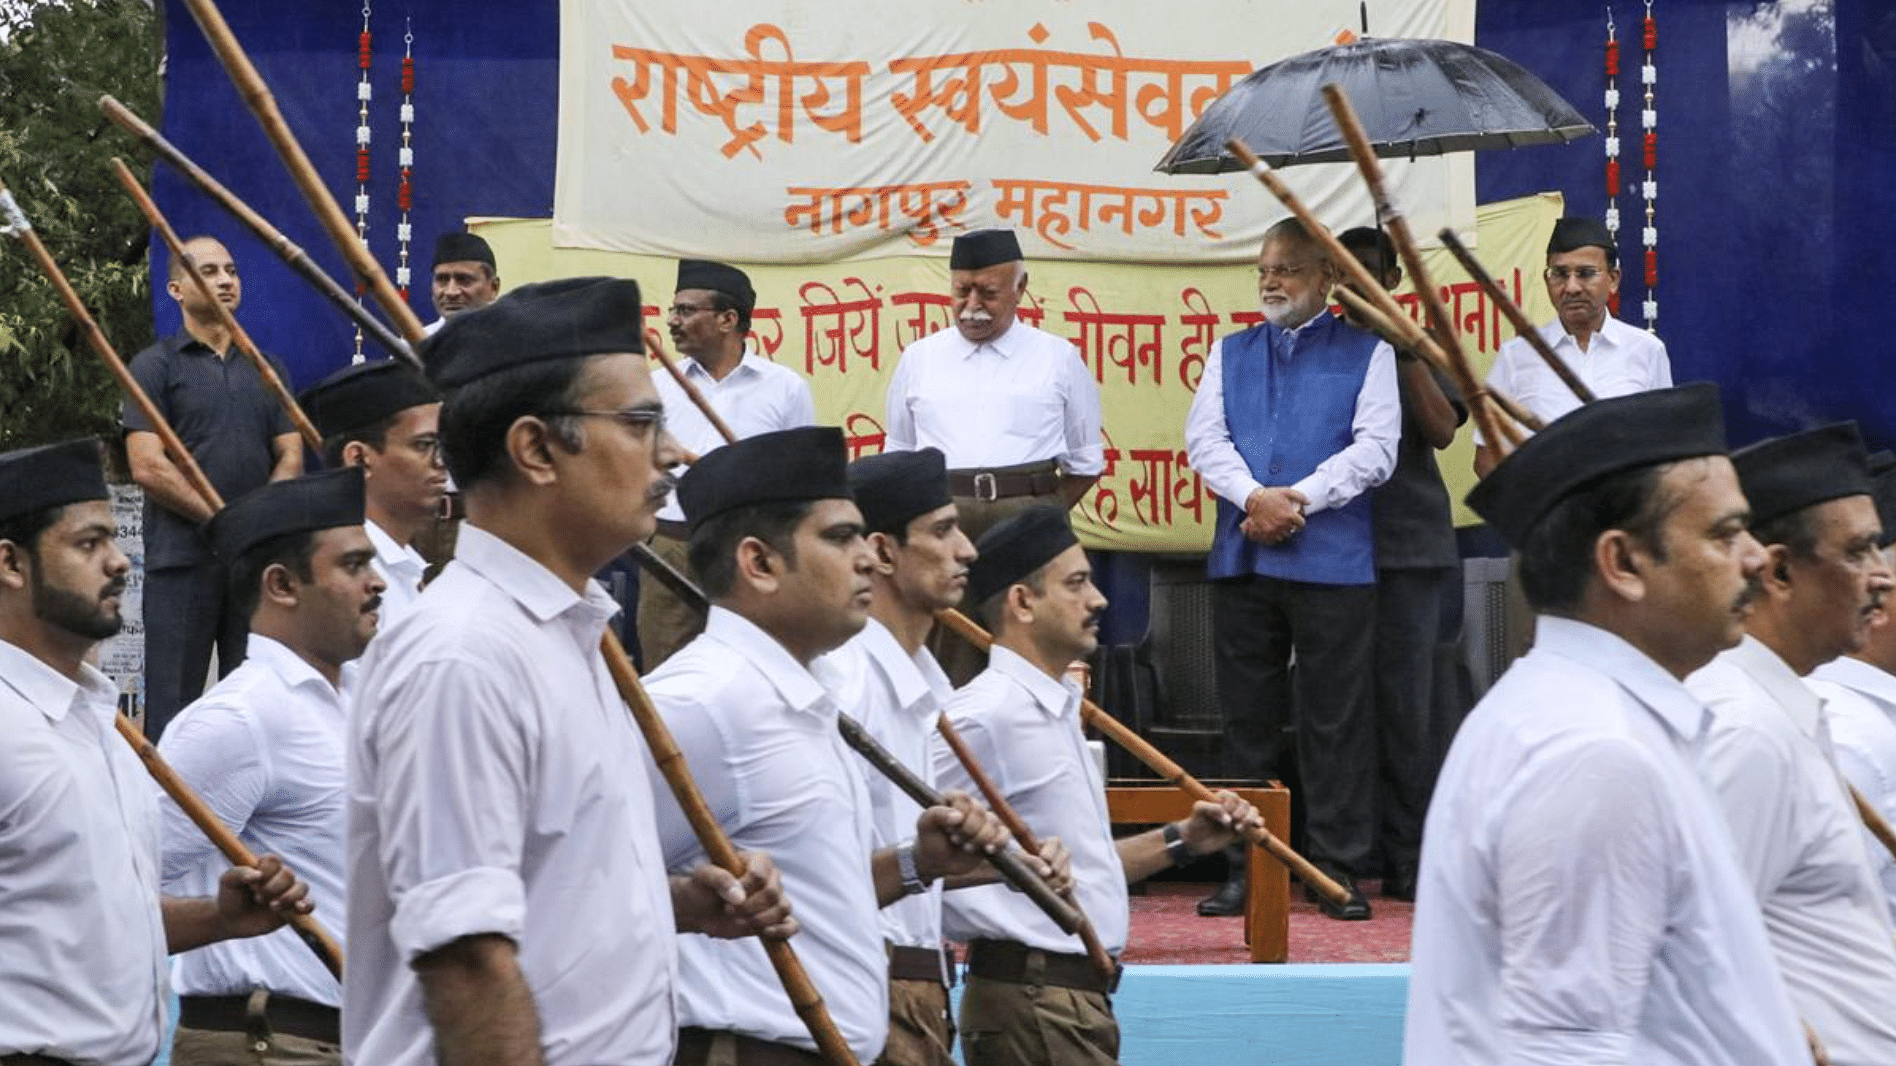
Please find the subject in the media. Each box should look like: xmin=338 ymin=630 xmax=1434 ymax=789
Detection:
xmin=654 ymin=517 xmax=691 ymax=540
xmin=674 ymin=1027 xmax=824 ymax=1066
xmin=179 ymin=992 xmax=340 ymax=1044
xmin=1 ymin=1055 xmax=80 ymax=1066
xmin=965 ymin=938 xmax=1121 ymax=995
xmin=947 ymin=462 xmax=1061 ymax=503
xmin=887 ymin=943 xmax=955 ymax=986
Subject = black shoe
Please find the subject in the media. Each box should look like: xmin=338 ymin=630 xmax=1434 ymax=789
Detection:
xmin=1305 ymin=869 xmax=1372 ymax=920
xmin=1383 ymin=861 xmax=1418 ymax=902
xmin=1197 ymin=874 xmax=1248 ymax=917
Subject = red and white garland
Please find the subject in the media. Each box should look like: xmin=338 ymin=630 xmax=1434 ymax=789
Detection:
xmin=395 ymin=20 xmax=416 ymax=304
xmin=349 ymin=5 xmax=422 ymax=360
xmin=351 ymin=4 xmax=374 ymax=362
xmin=1639 ymin=1 xmax=1658 ymax=331
xmin=1604 ymin=4 xmax=1659 ymax=332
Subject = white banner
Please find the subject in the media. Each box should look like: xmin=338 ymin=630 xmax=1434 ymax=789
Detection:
xmin=554 ymin=0 xmax=1475 ymax=264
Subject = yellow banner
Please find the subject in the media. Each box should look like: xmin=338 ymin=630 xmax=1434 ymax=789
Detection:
xmin=475 ymin=190 xmax=1561 ymax=550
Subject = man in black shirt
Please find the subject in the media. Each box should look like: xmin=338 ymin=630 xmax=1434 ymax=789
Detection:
xmin=124 ymin=236 xmax=301 ymax=738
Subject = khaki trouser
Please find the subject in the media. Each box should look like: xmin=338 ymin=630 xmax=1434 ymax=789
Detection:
xmin=637 ymin=530 xmax=706 ymax=671
xmin=876 ymin=977 xmax=956 ymax=1066
xmin=171 ymin=1025 xmax=339 ymax=1066
xmin=957 ymin=972 xmax=1119 ymax=1066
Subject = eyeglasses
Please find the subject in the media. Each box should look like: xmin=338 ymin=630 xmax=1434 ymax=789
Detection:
xmin=1256 ymin=263 xmax=1311 ymax=281
xmin=404 ymin=434 xmax=443 ymax=462
xmin=540 ymin=407 xmax=667 ymax=438
xmin=667 ymin=303 xmax=718 ymax=318
xmin=1543 ymin=266 xmax=1607 ymax=283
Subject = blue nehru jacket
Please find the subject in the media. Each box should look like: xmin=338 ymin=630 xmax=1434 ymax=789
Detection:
xmin=1207 ymin=315 xmax=1379 ymax=585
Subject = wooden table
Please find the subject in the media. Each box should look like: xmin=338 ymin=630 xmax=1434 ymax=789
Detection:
xmin=1105 ymin=784 xmax=1290 ymax=963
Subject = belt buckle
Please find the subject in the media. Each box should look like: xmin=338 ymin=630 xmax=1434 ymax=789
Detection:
xmin=972 ymin=471 xmax=999 ymax=502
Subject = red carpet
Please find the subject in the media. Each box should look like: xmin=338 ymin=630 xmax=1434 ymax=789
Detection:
xmin=1123 ymin=881 xmax=1414 ymax=965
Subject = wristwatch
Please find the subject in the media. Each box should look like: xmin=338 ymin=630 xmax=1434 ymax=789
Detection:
xmin=1162 ymin=822 xmax=1194 ymax=868
xmin=896 ymin=842 xmax=929 ymax=896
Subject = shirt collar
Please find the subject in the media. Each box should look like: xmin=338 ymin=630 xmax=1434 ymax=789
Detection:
xmin=1533 ymin=615 xmax=1715 ymax=743
xmin=242 ymin=632 xmax=349 ymax=700
xmin=1725 ymin=634 xmax=1827 ymax=740
xmin=685 ymin=347 xmax=766 ymax=382
xmin=452 ymin=524 xmax=621 ymax=633
xmin=1812 ymin=656 xmax=1896 ymax=710
xmin=954 ymin=320 xmax=1026 ymax=361
xmin=985 ymin=644 xmax=1080 ymax=722
xmin=365 ymin=519 xmax=426 ymax=573
xmin=703 ymin=606 xmax=835 ymax=718
xmin=0 ymin=637 xmax=118 ymax=725
xmin=857 ymin=617 xmax=948 ymax=715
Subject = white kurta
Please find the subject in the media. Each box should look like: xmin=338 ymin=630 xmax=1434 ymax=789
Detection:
xmin=364 ymin=518 xmax=427 ymax=629
xmin=159 ymin=635 xmax=350 ymax=1007
xmin=344 ymin=525 xmax=679 ymax=1066
xmin=884 ymin=321 xmax=1105 ymax=475
xmin=0 ymin=640 xmax=169 ymax=1066
xmin=652 ymin=350 xmax=815 ymax=523
xmin=645 ymin=607 xmax=888 ymax=1063
xmin=813 ymin=618 xmax=953 ymax=954
xmin=1405 ymin=617 xmax=1807 ymax=1066
xmin=1808 ymin=656 xmax=1896 ymax=920
xmin=933 ymin=646 xmax=1130 ymax=956
xmin=1689 ymin=637 xmax=1896 ymax=1066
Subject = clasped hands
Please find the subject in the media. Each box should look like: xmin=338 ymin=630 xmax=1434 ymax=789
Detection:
xmin=1242 ymin=486 xmax=1307 ymax=545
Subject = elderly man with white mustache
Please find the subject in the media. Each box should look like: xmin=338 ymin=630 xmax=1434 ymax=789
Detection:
xmin=883 ymin=228 xmax=1105 ymax=681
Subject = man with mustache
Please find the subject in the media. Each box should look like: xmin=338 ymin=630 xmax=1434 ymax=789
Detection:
xmin=1405 ymin=384 xmax=1811 ymax=1066
xmin=641 ymin=258 xmax=816 ymax=669
xmin=299 ymin=360 xmax=447 ymax=628
xmin=1 ymin=438 xmax=313 ymax=1066
xmin=157 ymin=468 xmax=383 ymax=1065
xmin=646 ymin=426 xmax=1015 ymax=1066
xmin=423 ymin=232 xmax=501 ymax=337
xmin=934 ymin=504 xmax=1262 ymax=1066
xmin=1806 ymin=455 xmax=1896 ymax=919
xmin=1471 ymin=217 xmax=1672 ymax=477
xmin=1686 ymin=422 xmax=1896 ymax=1065
xmin=1184 ymin=216 xmax=1399 ymax=920
xmin=883 ymin=229 xmax=1104 ymax=681
xmin=346 ymin=279 xmax=794 ymax=1066
xmin=126 ymin=235 xmax=305 ymax=739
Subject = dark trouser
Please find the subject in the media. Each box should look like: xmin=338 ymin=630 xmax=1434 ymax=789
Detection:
xmin=636 ymin=530 xmax=704 ymax=672
xmin=928 ymin=490 xmax=1063 ymax=687
xmin=1371 ymin=565 xmax=1455 ymax=869
xmin=142 ymin=562 xmax=248 ymax=739
xmin=1212 ymin=574 xmax=1375 ymax=873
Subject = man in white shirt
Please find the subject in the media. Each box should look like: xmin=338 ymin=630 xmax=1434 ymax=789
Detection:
xmin=299 ymin=359 xmax=447 ymax=627
xmin=639 ymin=258 xmax=817 ymax=669
xmin=159 ymin=467 xmax=381 ymax=1063
xmin=346 ymin=278 xmax=795 ymax=1066
xmin=1687 ymin=422 xmax=1896 ymax=1066
xmin=0 ymin=438 xmax=313 ymax=1066
xmin=1472 ymin=216 xmax=1672 ymax=476
xmin=1406 ymin=384 xmax=1810 ymax=1066
xmin=647 ymin=426 xmax=1014 ymax=1066
xmin=422 ymin=232 xmax=500 ymax=337
xmin=1183 ymin=217 xmax=1399 ymax=920
xmin=934 ymin=504 xmax=1260 ymax=1066
xmin=1807 ymin=455 xmax=1896 ymax=919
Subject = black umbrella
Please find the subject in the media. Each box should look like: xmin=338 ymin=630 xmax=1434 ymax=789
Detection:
xmin=1156 ymin=37 xmax=1593 ymax=173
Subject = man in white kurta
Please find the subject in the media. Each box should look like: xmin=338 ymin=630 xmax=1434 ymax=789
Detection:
xmin=299 ymin=359 xmax=448 ymax=629
xmin=1808 ymin=639 xmax=1896 ymax=920
xmin=345 ymin=277 xmax=791 ymax=1066
xmin=1407 ymin=384 xmax=1809 ymax=1066
xmin=1685 ymin=422 xmax=1896 ymax=1066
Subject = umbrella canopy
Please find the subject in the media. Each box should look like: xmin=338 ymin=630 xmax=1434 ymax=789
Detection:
xmin=1157 ymin=37 xmax=1593 ymax=173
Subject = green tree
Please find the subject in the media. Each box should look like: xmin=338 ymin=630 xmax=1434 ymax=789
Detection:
xmin=0 ymin=0 xmax=161 ymax=453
